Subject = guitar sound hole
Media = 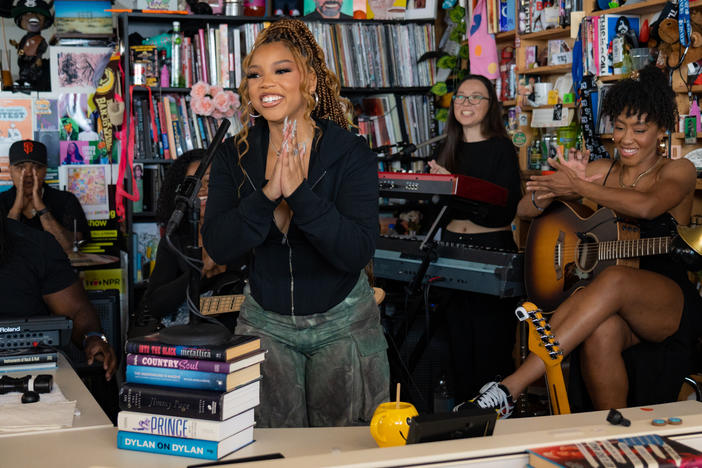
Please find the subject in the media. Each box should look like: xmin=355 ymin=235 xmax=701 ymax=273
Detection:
xmin=576 ymin=234 xmax=598 ymax=272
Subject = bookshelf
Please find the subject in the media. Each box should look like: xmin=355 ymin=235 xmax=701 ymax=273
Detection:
xmin=119 ymin=13 xmax=440 ymax=316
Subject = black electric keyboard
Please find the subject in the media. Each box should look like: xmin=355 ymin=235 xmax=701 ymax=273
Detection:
xmin=373 ymin=235 xmax=524 ymax=297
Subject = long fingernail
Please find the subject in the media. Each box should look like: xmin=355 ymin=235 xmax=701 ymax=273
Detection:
xmin=292 ymin=119 xmax=297 ymax=138
xmin=300 ymin=143 xmax=306 ymax=155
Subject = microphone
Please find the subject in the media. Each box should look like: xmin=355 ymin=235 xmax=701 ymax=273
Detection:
xmin=165 ymin=119 xmax=231 ymax=237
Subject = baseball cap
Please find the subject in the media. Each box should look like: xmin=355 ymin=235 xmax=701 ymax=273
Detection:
xmin=9 ymin=140 xmax=47 ymax=166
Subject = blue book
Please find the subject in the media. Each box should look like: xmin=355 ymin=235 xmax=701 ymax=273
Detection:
xmin=116 ymin=426 xmax=254 ymax=460
xmin=125 ymin=363 xmax=261 ymax=391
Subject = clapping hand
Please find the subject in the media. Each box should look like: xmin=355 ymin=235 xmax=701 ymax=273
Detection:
xmin=7 ymin=167 xmax=25 ymax=220
xmin=280 ymin=119 xmax=307 ymax=198
xmin=526 ymin=149 xmax=602 ymax=200
xmin=31 ymin=167 xmax=46 ymax=213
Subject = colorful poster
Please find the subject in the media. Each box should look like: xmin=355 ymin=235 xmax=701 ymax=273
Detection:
xmin=49 ymin=46 xmax=113 ymax=94
xmin=366 ymin=0 xmax=406 ymax=19
xmin=0 ymin=96 xmax=33 ymax=183
xmin=303 ymin=0 xmax=353 ymax=18
xmin=61 ymin=164 xmax=110 ymax=219
xmin=468 ymin=0 xmax=499 ymax=79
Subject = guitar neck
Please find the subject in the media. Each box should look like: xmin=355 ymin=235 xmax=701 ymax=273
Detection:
xmin=598 ymin=236 xmax=672 ymax=260
xmin=200 ymin=294 xmax=245 ymax=315
xmin=544 ymin=365 xmax=571 ymax=415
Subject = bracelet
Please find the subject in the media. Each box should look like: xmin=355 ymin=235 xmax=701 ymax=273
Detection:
xmin=35 ymin=207 xmax=50 ymax=217
xmin=531 ymin=192 xmax=545 ymax=212
xmin=83 ymin=332 xmax=108 ymax=349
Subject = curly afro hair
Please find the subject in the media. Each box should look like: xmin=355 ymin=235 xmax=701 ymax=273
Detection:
xmin=155 ymin=149 xmax=206 ymax=227
xmin=600 ymin=65 xmax=677 ymax=132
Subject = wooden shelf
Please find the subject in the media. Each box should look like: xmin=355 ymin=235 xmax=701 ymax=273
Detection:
xmin=518 ymin=64 xmax=572 ymax=75
xmin=598 ymin=74 xmax=628 ymax=83
xmin=522 ymin=103 xmax=576 ymax=110
xmin=696 ymin=179 xmax=702 ymax=191
xmin=591 ymin=0 xmax=672 ymax=17
xmin=519 ymin=27 xmax=570 ymax=41
xmin=495 ymin=30 xmax=516 ymax=41
xmin=501 ymin=99 xmax=517 ymax=106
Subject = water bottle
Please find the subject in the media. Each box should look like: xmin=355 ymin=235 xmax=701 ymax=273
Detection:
xmin=433 ymin=375 xmax=454 ymax=413
xmin=170 ymin=21 xmax=183 ymax=88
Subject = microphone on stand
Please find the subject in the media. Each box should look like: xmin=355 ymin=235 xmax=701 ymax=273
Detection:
xmin=159 ymin=119 xmax=233 ymax=346
xmin=165 ymin=119 xmax=231 ymax=238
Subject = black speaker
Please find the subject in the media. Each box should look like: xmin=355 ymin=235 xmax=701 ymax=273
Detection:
xmin=64 ymin=290 xmax=121 ymax=370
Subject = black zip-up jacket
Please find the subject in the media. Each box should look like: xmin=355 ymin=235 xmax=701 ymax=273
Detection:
xmin=202 ymin=119 xmax=379 ymax=316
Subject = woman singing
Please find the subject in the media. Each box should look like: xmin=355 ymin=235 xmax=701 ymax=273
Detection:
xmin=466 ymin=65 xmax=702 ymax=418
xmin=202 ymin=19 xmax=389 ymax=428
xmin=427 ymin=74 xmax=522 ymax=404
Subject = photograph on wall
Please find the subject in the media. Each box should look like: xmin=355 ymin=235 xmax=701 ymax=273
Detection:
xmin=50 ymin=46 xmax=113 ymax=94
xmin=404 ymin=0 xmax=435 ymax=19
xmin=303 ymin=0 xmax=353 ymax=19
xmin=58 ymin=93 xmax=98 ymax=141
xmin=35 ymin=95 xmax=61 ymax=167
xmin=59 ymin=164 xmax=110 ymax=219
xmin=60 ymin=140 xmax=90 ymax=164
xmin=366 ymin=0 xmax=406 ymax=19
xmin=54 ymin=0 xmax=113 ymax=37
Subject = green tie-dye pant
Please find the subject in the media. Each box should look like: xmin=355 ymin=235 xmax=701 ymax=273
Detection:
xmin=235 ymin=272 xmax=390 ymax=428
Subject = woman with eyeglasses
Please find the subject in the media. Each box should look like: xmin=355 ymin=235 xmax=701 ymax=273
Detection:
xmin=427 ymin=74 xmax=522 ymax=405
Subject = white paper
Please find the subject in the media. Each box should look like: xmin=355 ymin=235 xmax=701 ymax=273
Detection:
xmin=0 ymin=383 xmax=76 ymax=433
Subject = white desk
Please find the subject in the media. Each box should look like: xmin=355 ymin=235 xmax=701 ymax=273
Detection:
xmin=0 ymin=352 xmax=113 ymax=437
xmin=4 ymin=401 xmax=702 ymax=468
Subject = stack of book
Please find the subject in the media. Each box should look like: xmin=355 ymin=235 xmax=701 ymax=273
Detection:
xmin=116 ymin=332 xmax=264 ymax=460
xmin=0 ymin=345 xmax=58 ymax=373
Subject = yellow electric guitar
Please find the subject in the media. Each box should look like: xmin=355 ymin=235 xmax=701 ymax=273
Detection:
xmin=516 ymin=302 xmax=570 ymax=415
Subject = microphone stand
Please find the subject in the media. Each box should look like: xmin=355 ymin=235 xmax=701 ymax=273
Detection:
xmin=378 ymin=134 xmax=447 ymax=165
xmin=404 ymin=205 xmax=447 ymax=296
xmin=159 ymin=119 xmax=232 ymax=346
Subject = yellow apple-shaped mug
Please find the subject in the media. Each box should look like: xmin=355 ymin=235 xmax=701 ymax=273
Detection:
xmin=369 ymin=402 xmax=418 ymax=447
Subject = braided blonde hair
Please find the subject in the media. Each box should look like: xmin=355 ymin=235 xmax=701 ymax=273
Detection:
xmin=236 ymin=19 xmax=351 ymax=160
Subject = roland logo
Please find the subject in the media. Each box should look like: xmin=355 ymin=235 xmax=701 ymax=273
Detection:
xmin=0 ymin=326 xmax=21 ymax=333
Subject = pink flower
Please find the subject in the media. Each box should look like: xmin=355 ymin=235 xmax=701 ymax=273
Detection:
xmin=213 ymin=92 xmax=231 ymax=113
xmin=191 ymin=96 xmax=214 ymax=116
xmin=209 ymin=85 xmax=224 ymax=97
xmin=212 ymin=110 xmax=224 ymax=119
xmin=191 ymin=81 xmax=210 ymax=98
xmin=225 ymin=90 xmax=240 ymax=109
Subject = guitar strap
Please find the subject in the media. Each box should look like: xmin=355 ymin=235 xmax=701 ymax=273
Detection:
xmin=579 ymin=75 xmax=610 ymax=161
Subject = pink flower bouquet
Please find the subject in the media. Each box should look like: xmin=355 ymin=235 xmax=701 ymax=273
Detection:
xmin=189 ymin=81 xmax=240 ymax=119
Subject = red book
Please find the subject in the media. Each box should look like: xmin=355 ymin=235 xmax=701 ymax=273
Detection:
xmin=527 ymin=434 xmax=702 ymax=467
xmin=198 ymin=28 xmax=209 ymax=84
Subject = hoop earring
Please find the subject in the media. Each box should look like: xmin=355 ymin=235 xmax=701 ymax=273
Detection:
xmin=657 ymin=140 xmax=666 ymax=156
xmin=247 ymin=101 xmax=260 ymax=118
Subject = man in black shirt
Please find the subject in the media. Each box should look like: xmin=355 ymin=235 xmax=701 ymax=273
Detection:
xmin=0 ymin=215 xmax=117 ymax=379
xmin=0 ymin=140 xmax=89 ymax=255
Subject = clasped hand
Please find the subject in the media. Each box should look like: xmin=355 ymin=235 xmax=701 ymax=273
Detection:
xmin=525 ymin=148 xmax=601 ymax=200
xmin=9 ymin=167 xmax=46 ymax=219
xmin=263 ymin=117 xmax=307 ymax=201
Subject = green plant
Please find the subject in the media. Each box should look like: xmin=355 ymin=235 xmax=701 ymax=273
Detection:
xmin=430 ymin=4 xmax=470 ymax=122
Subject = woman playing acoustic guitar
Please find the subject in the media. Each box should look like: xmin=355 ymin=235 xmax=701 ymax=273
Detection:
xmin=463 ymin=65 xmax=702 ymax=418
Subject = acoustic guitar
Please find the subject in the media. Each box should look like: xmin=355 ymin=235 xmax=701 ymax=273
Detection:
xmin=516 ymin=301 xmax=570 ymax=415
xmin=524 ymin=201 xmax=675 ymax=310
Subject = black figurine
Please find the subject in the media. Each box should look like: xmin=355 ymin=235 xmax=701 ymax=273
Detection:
xmin=9 ymin=0 xmax=53 ymax=90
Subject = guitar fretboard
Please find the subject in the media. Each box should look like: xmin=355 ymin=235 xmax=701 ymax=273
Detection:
xmin=200 ymin=294 xmax=245 ymax=315
xmin=598 ymin=236 xmax=672 ymax=260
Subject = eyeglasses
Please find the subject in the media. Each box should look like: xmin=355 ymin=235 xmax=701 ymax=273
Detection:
xmin=452 ymin=94 xmax=489 ymax=106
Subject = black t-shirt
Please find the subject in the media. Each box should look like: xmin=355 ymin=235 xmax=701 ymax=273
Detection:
xmin=0 ymin=184 xmax=90 ymax=239
xmin=0 ymin=219 xmax=78 ymax=317
xmin=446 ymin=136 xmax=522 ymax=228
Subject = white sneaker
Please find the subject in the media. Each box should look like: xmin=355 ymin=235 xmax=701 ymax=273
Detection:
xmin=468 ymin=381 xmax=514 ymax=419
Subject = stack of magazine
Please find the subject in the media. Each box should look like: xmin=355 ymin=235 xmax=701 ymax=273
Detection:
xmin=116 ymin=332 xmax=265 ymax=460
xmin=0 ymin=345 xmax=58 ymax=373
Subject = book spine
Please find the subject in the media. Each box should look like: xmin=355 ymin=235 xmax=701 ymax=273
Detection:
xmin=118 ymin=408 xmax=254 ymax=440
xmin=126 ymin=365 xmax=230 ymax=392
xmin=119 ymin=384 xmax=224 ymax=420
xmin=219 ymin=23 xmax=229 ymax=88
xmin=117 ymin=431 xmax=220 ymax=460
xmin=156 ymin=99 xmax=171 ymax=160
xmin=198 ymin=28 xmax=209 ymax=84
xmin=169 ymin=96 xmax=186 ymax=155
xmin=233 ymin=27 xmax=242 ymax=88
xmin=0 ymin=362 xmax=57 ymax=372
xmin=126 ymin=354 xmax=232 ymax=374
xmin=162 ymin=96 xmax=178 ymax=159
xmin=124 ymin=341 xmax=227 ymax=361
xmin=183 ymin=36 xmax=193 ymax=88
xmin=0 ymin=352 xmax=58 ymax=366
